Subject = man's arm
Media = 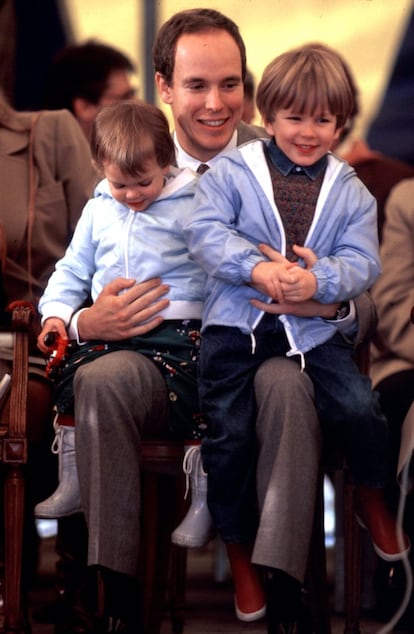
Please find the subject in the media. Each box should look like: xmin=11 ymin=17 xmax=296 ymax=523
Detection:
xmin=69 ymin=277 xmax=170 ymax=343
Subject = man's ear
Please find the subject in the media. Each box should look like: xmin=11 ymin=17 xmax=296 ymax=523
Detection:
xmin=155 ymin=72 xmax=173 ymax=105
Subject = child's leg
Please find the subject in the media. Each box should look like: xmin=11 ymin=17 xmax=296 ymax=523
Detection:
xmin=171 ymin=442 xmax=215 ymax=548
xmin=199 ymin=325 xmax=264 ymax=542
xmin=199 ymin=325 xmax=268 ymax=620
xmin=305 ymin=333 xmax=409 ymax=558
xmin=34 ymin=413 xmax=81 ymax=518
xmin=133 ymin=320 xmax=214 ymax=548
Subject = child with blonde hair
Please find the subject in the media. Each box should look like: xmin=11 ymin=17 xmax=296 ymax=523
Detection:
xmin=184 ymin=43 xmax=410 ymax=628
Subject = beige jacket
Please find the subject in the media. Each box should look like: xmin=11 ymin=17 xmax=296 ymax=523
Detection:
xmin=0 ymin=106 xmax=97 ymax=308
xmin=370 ymin=178 xmax=414 ymax=387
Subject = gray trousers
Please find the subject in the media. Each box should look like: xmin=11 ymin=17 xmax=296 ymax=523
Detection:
xmin=74 ymin=350 xmax=320 ymax=583
xmin=253 ymin=357 xmax=320 ymax=583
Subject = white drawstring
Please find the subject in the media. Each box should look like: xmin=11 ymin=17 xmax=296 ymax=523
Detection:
xmin=250 ymin=332 xmax=257 ymax=355
xmin=280 ymin=315 xmax=306 ymax=371
xmin=287 ymin=348 xmax=306 ymax=372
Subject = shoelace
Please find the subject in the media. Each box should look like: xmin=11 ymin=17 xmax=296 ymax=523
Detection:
xmin=50 ymin=413 xmax=63 ymax=455
xmin=182 ymin=445 xmax=201 ymax=499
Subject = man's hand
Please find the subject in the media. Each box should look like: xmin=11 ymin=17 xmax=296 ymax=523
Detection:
xmin=251 ymin=297 xmax=340 ymax=318
xmin=77 ymin=277 xmax=170 ymax=341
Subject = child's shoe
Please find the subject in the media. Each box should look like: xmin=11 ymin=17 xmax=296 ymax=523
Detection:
xmin=35 ymin=415 xmax=81 ymax=518
xmin=226 ymin=542 xmax=266 ymax=622
xmin=355 ymin=485 xmax=410 ymax=561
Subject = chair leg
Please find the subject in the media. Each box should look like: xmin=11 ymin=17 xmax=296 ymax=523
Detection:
xmin=165 ymin=474 xmax=188 ymax=634
xmin=344 ymin=480 xmax=362 ymax=634
xmin=140 ymin=470 xmax=183 ymax=634
xmin=4 ymin=465 xmax=26 ymax=633
xmin=167 ymin=546 xmax=187 ymax=634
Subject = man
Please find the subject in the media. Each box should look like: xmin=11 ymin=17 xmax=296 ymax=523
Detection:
xmin=44 ymin=39 xmax=137 ymax=141
xmin=70 ymin=9 xmax=375 ymax=632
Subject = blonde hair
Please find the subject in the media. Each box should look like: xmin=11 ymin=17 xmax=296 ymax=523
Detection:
xmin=256 ymin=43 xmax=356 ymax=130
xmin=91 ymin=99 xmax=175 ymax=176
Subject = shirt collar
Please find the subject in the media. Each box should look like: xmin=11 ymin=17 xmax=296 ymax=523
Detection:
xmin=267 ymin=138 xmax=328 ymax=179
xmin=173 ymin=130 xmax=238 ymax=171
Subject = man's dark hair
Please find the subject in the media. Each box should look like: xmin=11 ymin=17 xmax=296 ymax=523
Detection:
xmin=44 ymin=39 xmax=135 ymax=111
xmin=153 ymin=8 xmax=246 ymax=85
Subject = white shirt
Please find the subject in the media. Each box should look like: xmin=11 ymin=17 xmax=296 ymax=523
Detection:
xmin=173 ymin=130 xmax=238 ymax=171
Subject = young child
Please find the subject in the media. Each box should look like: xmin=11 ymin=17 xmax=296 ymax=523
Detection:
xmin=184 ymin=42 xmax=410 ymax=621
xmin=35 ymin=99 xmax=207 ymax=518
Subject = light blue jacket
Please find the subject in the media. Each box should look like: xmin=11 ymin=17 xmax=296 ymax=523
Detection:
xmin=184 ymin=139 xmax=380 ymax=357
xmin=39 ymin=166 xmax=207 ymax=325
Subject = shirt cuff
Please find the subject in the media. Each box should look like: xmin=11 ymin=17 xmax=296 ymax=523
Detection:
xmin=68 ymin=308 xmax=88 ymax=344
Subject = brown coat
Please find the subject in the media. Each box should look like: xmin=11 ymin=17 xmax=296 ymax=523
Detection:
xmin=370 ymin=177 xmax=414 ymax=387
xmin=0 ymin=106 xmax=97 ymax=307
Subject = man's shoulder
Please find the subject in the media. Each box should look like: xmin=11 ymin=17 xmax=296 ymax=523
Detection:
xmin=236 ymin=121 xmax=268 ymax=145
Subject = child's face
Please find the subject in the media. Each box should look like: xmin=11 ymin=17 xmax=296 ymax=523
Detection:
xmin=265 ymin=108 xmax=342 ymax=166
xmin=104 ymin=159 xmax=169 ymax=212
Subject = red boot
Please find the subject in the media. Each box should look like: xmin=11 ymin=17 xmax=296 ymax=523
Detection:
xmin=355 ymin=485 xmax=410 ymax=561
xmin=225 ymin=542 xmax=266 ymax=622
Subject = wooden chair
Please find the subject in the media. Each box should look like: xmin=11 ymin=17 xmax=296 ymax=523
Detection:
xmin=306 ymin=343 xmax=369 ymax=634
xmin=139 ymin=440 xmax=188 ymax=634
xmin=307 ymin=450 xmax=364 ymax=634
xmin=0 ymin=301 xmax=188 ymax=634
xmin=0 ymin=302 xmax=35 ymax=633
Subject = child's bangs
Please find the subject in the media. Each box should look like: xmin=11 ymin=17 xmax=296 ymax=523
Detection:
xmin=117 ymin=134 xmax=155 ymax=177
xmin=282 ymin=69 xmax=335 ymax=116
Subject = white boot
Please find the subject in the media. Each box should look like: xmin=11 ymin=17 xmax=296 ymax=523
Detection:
xmin=34 ymin=416 xmax=82 ymax=518
xmin=171 ymin=444 xmax=215 ymax=548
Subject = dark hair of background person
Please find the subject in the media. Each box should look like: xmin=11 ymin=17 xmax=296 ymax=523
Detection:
xmin=242 ymin=68 xmax=256 ymax=124
xmin=243 ymin=69 xmax=255 ymax=102
xmin=44 ymin=39 xmax=136 ymax=111
xmin=152 ymin=7 xmax=247 ymax=85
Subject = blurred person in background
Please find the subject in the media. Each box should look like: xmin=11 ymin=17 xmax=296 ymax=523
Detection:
xmin=44 ymin=39 xmax=137 ymax=142
xmin=0 ymin=90 xmax=96 ymax=632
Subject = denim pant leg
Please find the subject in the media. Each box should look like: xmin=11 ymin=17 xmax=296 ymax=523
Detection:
xmin=199 ymin=325 xmax=265 ymax=543
xmin=304 ymin=333 xmax=389 ymax=487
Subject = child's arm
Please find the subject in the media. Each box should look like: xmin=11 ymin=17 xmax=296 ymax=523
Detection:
xmin=37 ymin=317 xmax=68 ymax=354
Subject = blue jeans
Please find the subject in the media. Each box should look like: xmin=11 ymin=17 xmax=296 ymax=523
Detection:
xmin=200 ymin=313 xmax=389 ymax=543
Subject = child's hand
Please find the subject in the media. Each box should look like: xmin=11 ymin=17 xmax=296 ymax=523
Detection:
xmin=279 ymin=244 xmax=318 ymax=301
xmin=251 ymin=260 xmax=296 ymax=302
xmin=280 ymin=266 xmax=317 ymax=302
xmin=37 ymin=317 xmax=68 ymax=354
xmin=292 ymin=244 xmax=317 ymax=268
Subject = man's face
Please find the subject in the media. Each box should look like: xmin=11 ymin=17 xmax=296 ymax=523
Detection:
xmin=156 ymin=30 xmax=244 ymax=162
xmin=98 ymin=69 xmax=136 ymax=108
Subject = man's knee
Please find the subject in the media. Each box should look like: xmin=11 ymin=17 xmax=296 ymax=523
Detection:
xmin=254 ymin=357 xmax=315 ymax=402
